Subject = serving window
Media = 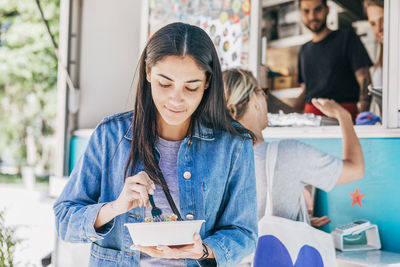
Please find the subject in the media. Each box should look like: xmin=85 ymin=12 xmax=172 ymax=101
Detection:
xmin=259 ymin=0 xmax=399 ymax=135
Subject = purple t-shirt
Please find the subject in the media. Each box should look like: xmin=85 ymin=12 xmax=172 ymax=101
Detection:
xmin=140 ymin=137 xmax=185 ymax=267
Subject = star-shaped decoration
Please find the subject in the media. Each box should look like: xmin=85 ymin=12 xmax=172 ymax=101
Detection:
xmin=349 ymin=187 xmax=365 ymax=207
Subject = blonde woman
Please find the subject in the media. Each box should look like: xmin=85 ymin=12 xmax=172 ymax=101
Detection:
xmin=365 ymin=0 xmax=384 ymax=88
xmin=365 ymin=0 xmax=384 ymax=118
xmin=223 ymin=69 xmax=364 ymax=226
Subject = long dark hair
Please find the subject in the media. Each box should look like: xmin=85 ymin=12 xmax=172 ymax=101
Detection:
xmin=124 ymin=22 xmax=253 ymax=185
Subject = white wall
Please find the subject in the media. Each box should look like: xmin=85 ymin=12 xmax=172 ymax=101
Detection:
xmin=78 ymin=0 xmax=143 ymax=129
xmin=383 ymin=0 xmax=400 ymax=128
xmin=55 ymin=1 xmax=143 ymax=265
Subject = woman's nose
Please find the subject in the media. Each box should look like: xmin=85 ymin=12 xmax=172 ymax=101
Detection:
xmin=169 ymin=86 xmax=184 ymax=103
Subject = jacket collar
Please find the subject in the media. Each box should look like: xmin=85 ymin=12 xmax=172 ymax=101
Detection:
xmin=123 ymin=122 xmax=215 ymax=141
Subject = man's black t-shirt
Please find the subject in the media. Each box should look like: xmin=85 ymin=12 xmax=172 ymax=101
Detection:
xmin=298 ymin=28 xmax=373 ymax=103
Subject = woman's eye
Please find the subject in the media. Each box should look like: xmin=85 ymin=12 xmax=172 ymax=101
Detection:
xmin=159 ymin=82 xmax=171 ymax=88
xmin=186 ymin=87 xmax=198 ymax=92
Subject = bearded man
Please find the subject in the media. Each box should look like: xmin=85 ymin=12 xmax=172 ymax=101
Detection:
xmin=298 ymin=0 xmax=373 ymax=121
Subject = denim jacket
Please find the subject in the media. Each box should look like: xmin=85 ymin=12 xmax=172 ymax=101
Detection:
xmin=54 ymin=112 xmax=258 ymax=267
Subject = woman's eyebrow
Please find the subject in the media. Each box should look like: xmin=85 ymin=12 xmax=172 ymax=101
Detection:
xmin=157 ymin=74 xmax=173 ymax=81
xmin=185 ymin=79 xmax=202 ymax=83
xmin=157 ymin=74 xmax=202 ymax=83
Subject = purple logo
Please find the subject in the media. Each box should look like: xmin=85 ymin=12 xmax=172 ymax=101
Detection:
xmin=254 ymin=235 xmax=324 ymax=267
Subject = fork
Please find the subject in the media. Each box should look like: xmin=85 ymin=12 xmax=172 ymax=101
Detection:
xmin=148 ymin=194 xmax=163 ymax=222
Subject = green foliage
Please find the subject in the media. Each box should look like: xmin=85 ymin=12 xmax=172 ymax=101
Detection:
xmin=0 ymin=210 xmax=19 ymax=267
xmin=0 ymin=174 xmax=21 ymax=184
xmin=0 ymin=0 xmax=59 ymax=172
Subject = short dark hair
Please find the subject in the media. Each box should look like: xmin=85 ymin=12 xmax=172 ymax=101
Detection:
xmin=298 ymin=0 xmax=328 ymax=8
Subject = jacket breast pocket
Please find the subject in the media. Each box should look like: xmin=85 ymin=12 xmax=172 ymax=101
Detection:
xmin=202 ymin=180 xmax=221 ymax=218
xmin=89 ymin=242 xmax=122 ymax=266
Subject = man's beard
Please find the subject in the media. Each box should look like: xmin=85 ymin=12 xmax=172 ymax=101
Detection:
xmin=306 ymin=19 xmax=327 ymax=34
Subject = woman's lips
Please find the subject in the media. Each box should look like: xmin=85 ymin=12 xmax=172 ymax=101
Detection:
xmin=165 ymin=106 xmax=185 ymax=113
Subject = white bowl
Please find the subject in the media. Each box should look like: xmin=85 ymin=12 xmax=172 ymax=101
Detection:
xmin=125 ymin=220 xmax=205 ymax=246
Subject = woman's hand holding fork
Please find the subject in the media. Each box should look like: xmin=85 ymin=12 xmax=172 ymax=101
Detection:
xmin=94 ymin=171 xmax=155 ymax=229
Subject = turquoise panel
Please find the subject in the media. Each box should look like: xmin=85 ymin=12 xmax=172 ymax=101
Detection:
xmin=69 ymin=136 xmax=89 ymax=175
xmin=299 ymin=138 xmax=400 ymax=253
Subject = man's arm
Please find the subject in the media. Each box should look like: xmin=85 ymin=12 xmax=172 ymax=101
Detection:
xmin=297 ymin=83 xmax=306 ymax=111
xmin=355 ymin=67 xmax=372 ymax=112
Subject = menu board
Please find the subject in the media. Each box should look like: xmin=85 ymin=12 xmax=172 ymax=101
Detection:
xmin=148 ymin=0 xmax=251 ymax=70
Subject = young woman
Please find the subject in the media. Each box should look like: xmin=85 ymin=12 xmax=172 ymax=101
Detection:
xmin=365 ymin=0 xmax=384 ymax=89
xmin=365 ymin=0 xmax=384 ymax=118
xmin=223 ymin=68 xmax=364 ymax=225
xmin=54 ymin=23 xmax=258 ymax=267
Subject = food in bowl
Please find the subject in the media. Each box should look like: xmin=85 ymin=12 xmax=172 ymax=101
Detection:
xmin=144 ymin=214 xmax=178 ymax=222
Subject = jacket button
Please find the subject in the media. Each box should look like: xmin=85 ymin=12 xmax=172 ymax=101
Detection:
xmin=186 ymin=214 xmax=194 ymax=220
xmin=183 ymin=171 xmax=191 ymax=180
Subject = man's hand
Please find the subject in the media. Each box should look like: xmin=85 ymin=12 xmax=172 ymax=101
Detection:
xmin=357 ymin=100 xmax=370 ymax=113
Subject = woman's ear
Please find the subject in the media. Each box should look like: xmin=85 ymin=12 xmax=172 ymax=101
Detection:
xmin=204 ymin=79 xmax=210 ymax=90
xmin=251 ymin=94 xmax=260 ymax=110
xmin=146 ymin=64 xmax=151 ymax=83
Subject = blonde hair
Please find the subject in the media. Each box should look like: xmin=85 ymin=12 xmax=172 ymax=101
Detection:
xmin=364 ymin=0 xmax=383 ymax=11
xmin=364 ymin=0 xmax=384 ymax=68
xmin=223 ymin=68 xmax=258 ymax=120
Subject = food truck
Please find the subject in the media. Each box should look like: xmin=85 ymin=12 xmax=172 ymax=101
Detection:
xmin=51 ymin=0 xmax=400 ymax=265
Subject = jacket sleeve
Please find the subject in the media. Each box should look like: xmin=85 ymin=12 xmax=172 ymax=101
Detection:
xmin=203 ymin=138 xmax=258 ymax=267
xmin=53 ymin=122 xmax=115 ymax=243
